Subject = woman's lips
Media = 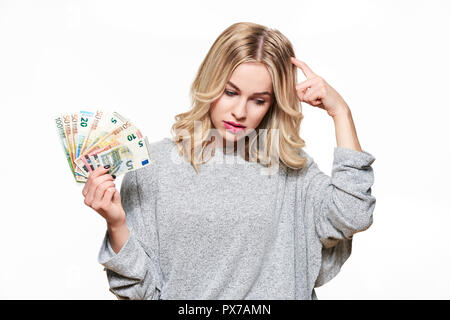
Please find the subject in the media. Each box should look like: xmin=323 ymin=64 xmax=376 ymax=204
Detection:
xmin=223 ymin=121 xmax=246 ymax=133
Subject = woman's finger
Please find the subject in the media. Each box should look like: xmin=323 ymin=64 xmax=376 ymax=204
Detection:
xmin=291 ymin=57 xmax=317 ymax=79
xmin=303 ymin=87 xmax=321 ymax=103
xmin=91 ymin=165 xmax=111 ymax=179
xmin=84 ymin=174 xmax=114 ymax=206
xmin=95 ymin=181 xmax=116 ymax=200
xmin=82 ymin=177 xmax=90 ymax=197
xmin=295 ymin=78 xmax=315 ymax=93
xmin=91 ymin=181 xmax=116 ymax=211
xmin=82 ymin=166 xmax=110 ymax=196
xmin=112 ymin=189 xmax=121 ymax=205
xmin=310 ymin=99 xmax=323 ymax=106
xmin=101 ymin=187 xmax=117 ymax=207
xmin=84 ymin=173 xmax=114 ymax=202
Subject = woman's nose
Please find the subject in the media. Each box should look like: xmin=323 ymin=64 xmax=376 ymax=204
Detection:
xmin=231 ymin=98 xmax=247 ymax=120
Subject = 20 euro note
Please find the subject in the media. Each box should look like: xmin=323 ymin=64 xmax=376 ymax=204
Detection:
xmin=88 ymin=136 xmax=153 ymax=177
xmin=78 ymin=111 xmax=128 ymax=157
xmin=71 ymin=110 xmax=96 ymax=182
xmin=70 ymin=111 xmax=90 ymax=182
xmin=76 ymin=110 xmax=95 ymax=159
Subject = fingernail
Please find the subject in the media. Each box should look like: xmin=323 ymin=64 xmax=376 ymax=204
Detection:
xmin=111 ymin=174 xmax=116 ymax=179
xmin=104 ymin=165 xmax=110 ymax=169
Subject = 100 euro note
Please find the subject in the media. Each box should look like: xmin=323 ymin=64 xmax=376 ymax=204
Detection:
xmin=55 ymin=115 xmax=76 ymax=180
xmin=88 ymin=136 xmax=153 ymax=177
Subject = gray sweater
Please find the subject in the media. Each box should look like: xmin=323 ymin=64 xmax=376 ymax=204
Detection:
xmin=98 ymin=137 xmax=376 ymax=300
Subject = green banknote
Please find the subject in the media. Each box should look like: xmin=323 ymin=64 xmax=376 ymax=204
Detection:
xmin=55 ymin=115 xmax=75 ymax=179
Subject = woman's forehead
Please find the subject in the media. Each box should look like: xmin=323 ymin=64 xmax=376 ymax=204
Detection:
xmin=229 ymin=63 xmax=273 ymax=93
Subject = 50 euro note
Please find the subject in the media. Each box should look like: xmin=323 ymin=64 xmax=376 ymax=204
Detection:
xmin=55 ymin=115 xmax=75 ymax=179
xmin=88 ymin=136 xmax=153 ymax=177
xmin=61 ymin=113 xmax=75 ymax=170
xmin=58 ymin=113 xmax=87 ymax=182
xmin=75 ymin=120 xmax=144 ymax=176
xmin=55 ymin=114 xmax=86 ymax=183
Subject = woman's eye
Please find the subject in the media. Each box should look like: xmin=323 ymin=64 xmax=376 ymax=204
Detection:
xmin=225 ymin=90 xmax=237 ymax=96
xmin=224 ymin=90 xmax=265 ymax=105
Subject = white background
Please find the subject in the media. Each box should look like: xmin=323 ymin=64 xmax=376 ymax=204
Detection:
xmin=0 ymin=0 xmax=449 ymax=299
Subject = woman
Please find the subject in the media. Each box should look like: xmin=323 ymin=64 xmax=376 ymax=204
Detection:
xmin=82 ymin=22 xmax=376 ymax=300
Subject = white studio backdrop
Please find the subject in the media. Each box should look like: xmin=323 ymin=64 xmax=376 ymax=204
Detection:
xmin=0 ymin=0 xmax=449 ymax=299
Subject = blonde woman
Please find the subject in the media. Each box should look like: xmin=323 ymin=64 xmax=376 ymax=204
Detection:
xmin=82 ymin=22 xmax=376 ymax=300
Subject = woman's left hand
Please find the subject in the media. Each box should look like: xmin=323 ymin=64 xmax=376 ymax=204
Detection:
xmin=291 ymin=57 xmax=349 ymax=118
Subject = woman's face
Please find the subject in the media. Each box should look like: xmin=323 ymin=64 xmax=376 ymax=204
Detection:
xmin=209 ymin=62 xmax=274 ymax=148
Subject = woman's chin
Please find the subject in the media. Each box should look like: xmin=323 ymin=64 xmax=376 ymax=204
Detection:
xmin=223 ymin=129 xmax=245 ymax=142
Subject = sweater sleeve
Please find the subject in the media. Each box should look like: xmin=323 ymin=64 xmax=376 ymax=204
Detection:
xmin=301 ymin=146 xmax=376 ymax=287
xmin=97 ymin=169 xmax=163 ymax=299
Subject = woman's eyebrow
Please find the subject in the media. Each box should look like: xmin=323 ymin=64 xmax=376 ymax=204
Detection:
xmin=227 ymin=81 xmax=272 ymax=96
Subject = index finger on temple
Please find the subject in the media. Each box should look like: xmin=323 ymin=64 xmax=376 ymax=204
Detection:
xmin=291 ymin=57 xmax=316 ymax=79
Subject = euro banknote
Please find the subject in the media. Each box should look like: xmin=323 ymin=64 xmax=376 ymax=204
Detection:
xmin=88 ymin=136 xmax=153 ymax=177
xmin=54 ymin=110 xmax=153 ymax=183
xmin=55 ymin=115 xmax=76 ymax=179
xmin=75 ymin=120 xmax=144 ymax=176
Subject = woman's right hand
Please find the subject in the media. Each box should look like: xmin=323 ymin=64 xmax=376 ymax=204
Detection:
xmin=82 ymin=165 xmax=126 ymax=227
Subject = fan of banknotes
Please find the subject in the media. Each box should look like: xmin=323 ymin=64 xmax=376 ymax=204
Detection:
xmin=54 ymin=111 xmax=153 ymax=183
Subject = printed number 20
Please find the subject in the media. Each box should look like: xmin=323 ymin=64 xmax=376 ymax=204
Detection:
xmin=80 ymin=117 xmax=88 ymax=127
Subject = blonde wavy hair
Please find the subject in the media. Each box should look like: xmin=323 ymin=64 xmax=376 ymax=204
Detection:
xmin=171 ymin=21 xmax=307 ymax=173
